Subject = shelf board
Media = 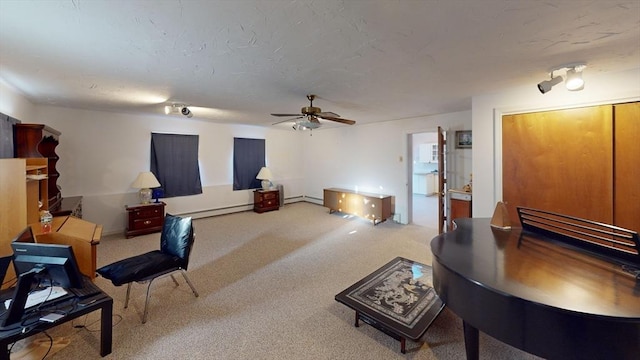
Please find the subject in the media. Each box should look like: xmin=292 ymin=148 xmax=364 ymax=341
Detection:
xmin=25 ymin=165 xmax=47 ymax=172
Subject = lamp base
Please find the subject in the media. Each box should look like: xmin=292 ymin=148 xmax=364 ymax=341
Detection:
xmin=261 ymin=180 xmax=271 ymax=190
xmin=139 ymin=188 xmax=152 ymax=204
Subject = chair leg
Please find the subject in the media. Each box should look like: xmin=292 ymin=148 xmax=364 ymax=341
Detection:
xmin=180 ymin=270 xmax=200 ymax=298
xmin=170 ymin=274 xmax=179 ymax=286
xmin=142 ymin=278 xmax=157 ymax=324
xmin=124 ymin=282 xmax=133 ymax=309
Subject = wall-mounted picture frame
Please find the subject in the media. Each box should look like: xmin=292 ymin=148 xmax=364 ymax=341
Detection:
xmin=455 ymin=130 xmax=472 ymax=149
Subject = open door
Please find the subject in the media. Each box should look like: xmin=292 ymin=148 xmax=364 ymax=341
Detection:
xmin=437 ymin=126 xmax=446 ymax=234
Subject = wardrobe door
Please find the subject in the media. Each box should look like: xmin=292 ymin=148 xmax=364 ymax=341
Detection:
xmin=613 ymin=102 xmax=640 ymax=233
xmin=502 ymin=105 xmax=613 ymax=226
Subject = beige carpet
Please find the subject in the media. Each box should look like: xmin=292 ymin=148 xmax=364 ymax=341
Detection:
xmin=18 ymin=202 xmax=539 ymax=359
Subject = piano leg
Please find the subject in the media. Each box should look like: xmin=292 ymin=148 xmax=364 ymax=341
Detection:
xmin=463 ymin=321 xmax=479 ymax=360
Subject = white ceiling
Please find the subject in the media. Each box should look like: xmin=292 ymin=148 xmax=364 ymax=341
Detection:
xmin=1 ymin=0 xmax=639 ymax=128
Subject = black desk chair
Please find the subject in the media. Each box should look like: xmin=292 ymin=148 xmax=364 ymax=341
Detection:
xmin=97 ymin=214 xmax=199 ymax=323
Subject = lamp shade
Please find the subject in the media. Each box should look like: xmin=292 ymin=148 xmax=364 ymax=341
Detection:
xmin=256 ymin=167 xmax=273 ymax=180
xmin=256 ymin=167 xmax=273 ymax=190
xmin=131 ymin=172 xmax=161 ymax=189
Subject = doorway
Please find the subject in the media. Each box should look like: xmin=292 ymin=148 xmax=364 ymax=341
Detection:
xmin=410 ymin=131 xmax=440 ymax=229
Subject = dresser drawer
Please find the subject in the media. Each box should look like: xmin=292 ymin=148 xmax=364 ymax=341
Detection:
xmin=256 ymin=198 xmax=278 ymax=208
xmin=262 ymin=192 xmax=278 ymax=200
xmin=130 ymin=216 xmax=164 ymax=231
xmin=131 ymin=207 xmax=163 ymax=219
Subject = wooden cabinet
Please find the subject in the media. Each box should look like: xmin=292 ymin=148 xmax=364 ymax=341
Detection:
xmin=449 ymin=190 xmax=472 ymax=230
xmin=254 ymin=189 xmax=279 ymax=213
xmin=13 ymin=124 xmax=62 ymax=211
xmin=125 ymin=202 xmax=165 ymax=238
xmin=323 ymin=188 xmax=394 ymax=225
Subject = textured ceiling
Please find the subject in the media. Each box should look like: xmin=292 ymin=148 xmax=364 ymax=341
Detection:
xmin=1 ymin=0 xmax=639 ymax=128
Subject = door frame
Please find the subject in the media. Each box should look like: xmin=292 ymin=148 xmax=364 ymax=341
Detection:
xmin=406 ymin=128 xmax=446 ymax=231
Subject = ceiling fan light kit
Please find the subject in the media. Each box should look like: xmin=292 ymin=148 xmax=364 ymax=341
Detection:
xmin=271 ymin=94 xmax=356 ymax=131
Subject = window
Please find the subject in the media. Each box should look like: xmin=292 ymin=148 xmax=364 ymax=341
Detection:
xmin=150 ymin=133 xmax=202 ymax=197
xmin=233 ymin=138 xmax=265 ymax=190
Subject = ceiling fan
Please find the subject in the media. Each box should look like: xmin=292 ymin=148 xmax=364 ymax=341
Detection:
xmin=271 ymin=95 xmax=356 ymax=130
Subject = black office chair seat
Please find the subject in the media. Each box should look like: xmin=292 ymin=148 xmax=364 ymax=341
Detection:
xmin=97 ymin=250 xmax=183 ymax=286
xmin=97 ymin=214 xmax=199 ymax=323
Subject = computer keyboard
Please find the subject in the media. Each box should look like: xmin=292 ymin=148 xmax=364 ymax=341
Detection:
xmin=69 ymin=277 xmax=102 ymax=299
xmin=4 ymin=286 xmax=69 ymax=309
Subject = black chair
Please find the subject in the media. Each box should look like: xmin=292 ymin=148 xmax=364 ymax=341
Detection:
xmin=97 ymin=214 xmax=199 ymax=323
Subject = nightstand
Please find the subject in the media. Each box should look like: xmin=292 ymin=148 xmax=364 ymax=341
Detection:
xmin=253 ymin=189 xmax=279 ymax=213
xmin=125 ymin=202 xmax=165 ymax=238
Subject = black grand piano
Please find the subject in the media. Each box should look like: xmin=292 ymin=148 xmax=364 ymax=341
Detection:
xmin=431 ymin=207 xmax=640 ymax=359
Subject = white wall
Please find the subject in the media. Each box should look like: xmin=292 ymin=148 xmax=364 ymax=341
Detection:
xmin=472 ymin=67 xmax=640 ymax=218
xmin=0 ymin=80 xmax=35 ymax=121
xmin=302 ymin=111 xmax=471 ymax=224
xmin=16 ymin=105 xmax=305 ymax=234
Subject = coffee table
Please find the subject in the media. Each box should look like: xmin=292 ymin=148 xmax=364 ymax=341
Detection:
xmin=335 ymin=257 xmax=444 ymax=353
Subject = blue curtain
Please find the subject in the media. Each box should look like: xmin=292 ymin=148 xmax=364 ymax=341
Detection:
xmin=233 ymin=138 xmax=265 ymax=190
xmin=151 ymin=133 xmax=202 ymax=197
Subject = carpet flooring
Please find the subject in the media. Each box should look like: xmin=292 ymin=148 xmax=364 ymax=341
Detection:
xmin=15 ymin=202 xmax=540 ymax=359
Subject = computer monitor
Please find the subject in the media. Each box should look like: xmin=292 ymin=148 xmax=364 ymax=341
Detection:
xmin=1 ymin=242 xmax=85 ymax=328
xmin=11 ymin=226 xmax=36 ymax=243
xmin=11 ymin=242 xmax=84 ymax=289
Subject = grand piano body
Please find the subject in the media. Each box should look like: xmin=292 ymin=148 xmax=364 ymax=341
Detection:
xmin=430 ymin=207 xmax=640 ymax=359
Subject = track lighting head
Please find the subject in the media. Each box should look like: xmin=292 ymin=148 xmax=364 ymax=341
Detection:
xmin=565 ymin=68 xmax=584 ymax=91
xmin=537 ymin=63 xmax=587 ymax=94
xmin=164 ymin=104 xmax=193 ymax=118
xmin=181 ymin=106 xmax=193 ymax=118
xmin=537 ymin=75 xmax=563 ymax=94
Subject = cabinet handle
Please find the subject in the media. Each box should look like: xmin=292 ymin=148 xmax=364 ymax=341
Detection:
xmin=144 ymin=220 xmax=151 ymax=225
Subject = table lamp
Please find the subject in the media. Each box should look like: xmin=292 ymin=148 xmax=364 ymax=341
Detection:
xmin=131 ymin=171 xmax=161 ymax=204
xmin=256 ymin=167 xmax=273 ymax=190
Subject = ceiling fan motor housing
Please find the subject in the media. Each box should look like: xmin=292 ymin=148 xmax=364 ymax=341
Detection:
xmin=301 ymin=106 xmax=321 ymax=115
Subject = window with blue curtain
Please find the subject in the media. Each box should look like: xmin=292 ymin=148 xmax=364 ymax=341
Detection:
xmin=150 ymin=133 xmax=202 ymax=197
xmin=233 ymin=138 xmax=265 ymax=190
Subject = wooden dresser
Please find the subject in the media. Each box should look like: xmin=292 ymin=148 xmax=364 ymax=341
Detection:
xmin=125 ymin=202 xmax=165 ymax=238
xmin=323 ymin=188 xmax=393 ymax=225
xmin=254 ymin=189 xmax=279 ymax=213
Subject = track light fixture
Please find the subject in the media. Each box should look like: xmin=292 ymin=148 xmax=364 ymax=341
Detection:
xmin=164 ymin=104 xmax=193 ymax=118
xmin=537 ymin=75 xmax=563 ymax=94
xmin=537 ymin=63 xmax=586 ymax=94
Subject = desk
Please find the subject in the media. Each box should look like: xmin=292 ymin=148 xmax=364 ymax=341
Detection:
xmin=0 ymin=288 xmax=112 ymax=359
xmin=430 ymin=218 xmax=640 ymax=359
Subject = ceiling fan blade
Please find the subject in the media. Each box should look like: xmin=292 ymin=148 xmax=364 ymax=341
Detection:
xmin=318 ymin=115 xmax=356 ymax=125
xmin=272 ymin=116 xmax=303 ymax=125
xmin=317 ymin=111 xmax=340 ymax=118
xmin=271 ymin=113 xmax=302 ymax=117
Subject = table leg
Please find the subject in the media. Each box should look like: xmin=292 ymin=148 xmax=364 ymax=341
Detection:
xmin=100 ymin=299 xmax=113 ymax=356
xmin=400 ymin=337 xmax=406 ymax=354
xmin=354 ymin=311 xmax=360 ymax=327
xmin=0 ymin=344 xmax=8 ymax=360
xmin=463 ymin=321 xmax=479 ymax=360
